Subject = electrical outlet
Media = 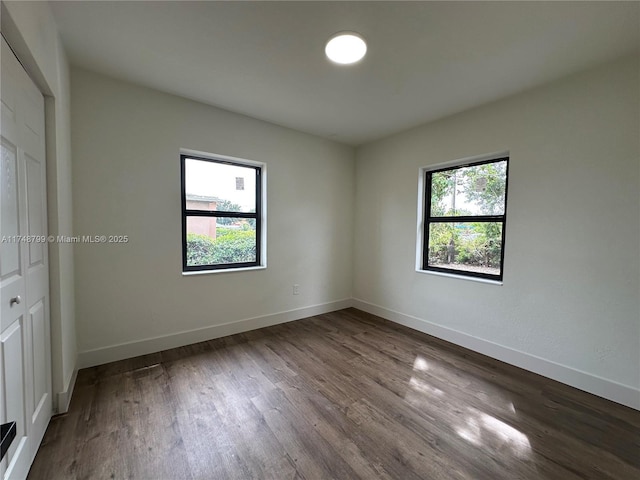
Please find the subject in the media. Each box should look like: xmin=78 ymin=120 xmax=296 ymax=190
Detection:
xmin=293 ymin=284 xmax=300 ymax=295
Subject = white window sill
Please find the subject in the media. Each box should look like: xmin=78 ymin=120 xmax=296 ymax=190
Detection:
xmin=416 ymin=268 xmax=503 ymax=285
xmin=182 ymin=265 xmax=267 ymax=276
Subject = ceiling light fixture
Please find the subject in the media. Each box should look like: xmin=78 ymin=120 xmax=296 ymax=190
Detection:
xmin=325 ymin=32 xmax=367 ymax=65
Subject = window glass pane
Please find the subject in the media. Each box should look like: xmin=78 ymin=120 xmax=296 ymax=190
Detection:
xmin=186 ymin=216 xmax=256 ymax=266
xmin=185 ymin=158 xmax=256 ymax=212
xmin=430 ymin=160 xmax=507 ymax=217
xmin=428 ymin=222 xmax=503 ymax=276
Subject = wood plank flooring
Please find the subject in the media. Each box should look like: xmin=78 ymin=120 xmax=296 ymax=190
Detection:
xmin=28 ymin=308 xmax=640 ymax=480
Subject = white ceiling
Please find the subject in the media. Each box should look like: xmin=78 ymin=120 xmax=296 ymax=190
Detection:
xmin=51 ymin=1 xmax=640 ymax=146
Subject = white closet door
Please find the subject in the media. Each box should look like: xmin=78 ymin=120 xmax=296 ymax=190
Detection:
xmin=1 ymin=36 xmax=52 ymax=480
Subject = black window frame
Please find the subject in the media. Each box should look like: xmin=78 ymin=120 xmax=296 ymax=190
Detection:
xmin=423 ymin=156 xmax=509 ymax=281
xmin=181 ymin=153 xmax=262 ymax=272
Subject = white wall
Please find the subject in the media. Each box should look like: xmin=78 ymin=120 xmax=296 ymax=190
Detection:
xmin=1 ymin=0 xmax=77 ymax=413
xmin=71 ymin=68 xmax=354 ymax=366
xmin=353 ymin=55 xmax=640 ymax=409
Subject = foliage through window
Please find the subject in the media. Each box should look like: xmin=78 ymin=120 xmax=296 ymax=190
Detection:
xmin=423 ymin=157 xmax=509 ymax=281
xmin=181 ymin=153 xmax=263 ymax=272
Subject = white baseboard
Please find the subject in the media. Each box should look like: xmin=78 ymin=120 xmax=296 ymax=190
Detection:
xmin=77 ymin=299 xmax=353 ymax=369
xmin=56 ymin=367 xmax=78 ymax=414
xmin=75 ymin=297 xmax=639 ymax=411
xmin=352 ymin=298 xmax=640 ymax=411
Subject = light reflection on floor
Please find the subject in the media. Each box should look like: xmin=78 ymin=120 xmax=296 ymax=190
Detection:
xmin=406 ymin=354 xmax=536 ymax=468
xmin=408 ymin=376 xmax=445 ymax=397
xmin=412 ymin=356 xmax=430 ymax=372
xmin=455 ymin=407 xmax=531 ymax=457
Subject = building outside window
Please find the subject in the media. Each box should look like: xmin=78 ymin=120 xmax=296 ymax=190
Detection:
xmin=181 ymin=152 xmax=265 ymax=272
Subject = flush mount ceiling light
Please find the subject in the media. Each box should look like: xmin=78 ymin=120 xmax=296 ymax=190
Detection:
xmin=325 ymin=32 xmax=367 ymax=65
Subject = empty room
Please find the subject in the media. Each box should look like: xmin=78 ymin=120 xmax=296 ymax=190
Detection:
xmin=1 ymin=1 xmax=639 ymax=479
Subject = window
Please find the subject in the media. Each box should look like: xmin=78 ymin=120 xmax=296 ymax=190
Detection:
xmin=181 ymin=152 xmax=264 ymax=272
xmin=421 ymin=156 xmax=509 ymax=281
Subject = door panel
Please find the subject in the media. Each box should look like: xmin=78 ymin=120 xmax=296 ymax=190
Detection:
xmin=25 ymin=154 xmax=45 ymax=267
xmin=30 ymin=299 xmax=47 ymax=421
xmin=1 ymin=36 xmax=51 ymax=479
xmin=0 ymin=321 xmax=30 ymax=480
xmin=0 ymin=140 xmax=22 ymax=280
xmin=19 ymin=49 xmax=52 ymax=462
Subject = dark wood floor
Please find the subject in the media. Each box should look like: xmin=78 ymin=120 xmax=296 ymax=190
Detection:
xmin=29 ymin=308 xmax=639 ymax=480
